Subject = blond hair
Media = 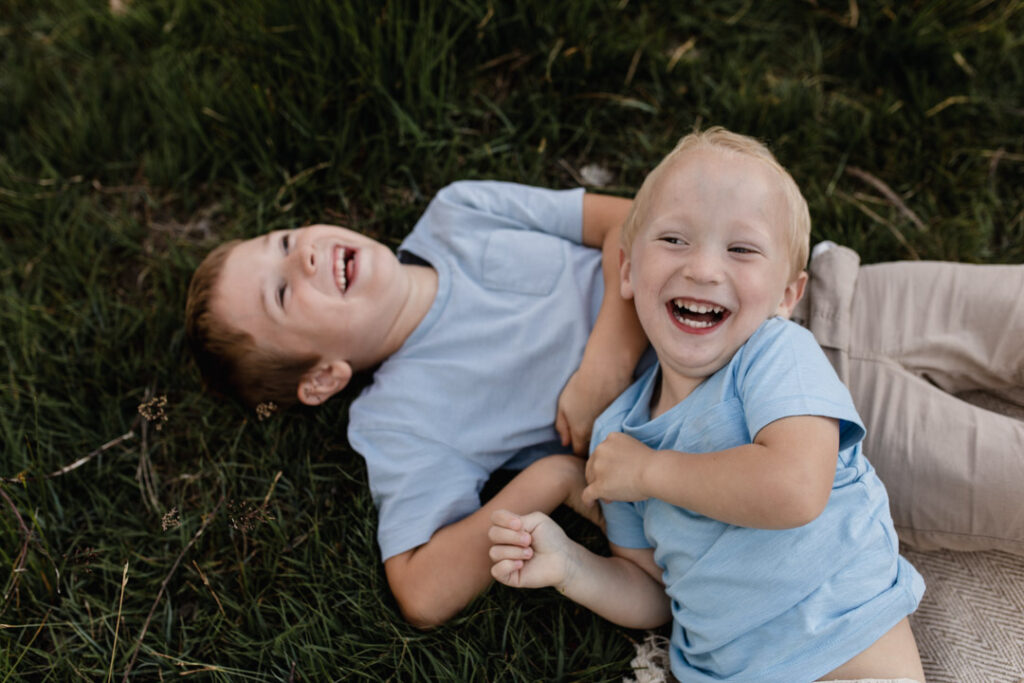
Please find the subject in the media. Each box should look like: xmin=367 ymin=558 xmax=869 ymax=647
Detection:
xmin=184 ymin=240 xmax=319 ymax=409
xmin=621 ymin=127 xmax=810 ymax=279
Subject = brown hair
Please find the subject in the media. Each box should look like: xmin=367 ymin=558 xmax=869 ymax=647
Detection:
xmin=621 ymin=126 xmax=810 ymax=280
xmin=184 ymin=240 xmax=320 ymax=410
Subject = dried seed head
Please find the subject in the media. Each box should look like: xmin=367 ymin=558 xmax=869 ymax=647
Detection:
xmin=161 ymin=507 xmax=181 ymax=531
xmin=138 ymin=395 xmax=168 ymax=430
xmin=255 ymin=401 xmax=277 ymax=421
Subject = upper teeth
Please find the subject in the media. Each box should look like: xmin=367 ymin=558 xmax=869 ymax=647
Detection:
xmin=334 ymin=248 xmax=349 ymax=293
xmin=673 ymin=299 xmax=724 ymax=314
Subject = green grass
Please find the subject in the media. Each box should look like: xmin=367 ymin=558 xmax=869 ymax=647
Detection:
xmin=2 ymin=0 xmax=1022 ymax=679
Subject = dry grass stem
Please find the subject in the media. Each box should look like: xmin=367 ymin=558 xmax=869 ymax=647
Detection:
xmin=262 ymin=471 xmax=283 ymax=507
xmin=666 ymin=38 xmax=697 ymax=72
xmin=136 ymin=390 xmax=163 ymax=512
xmin=106 ymin=562 xmax=130 ymax=683
xmin=190 ymin=560 xmax=225 ymax=617
xmin=0 ymin=487 xmax=32 ymax=606
xmin=2 ymin=609 xmax=51 ymax=682
xmin=120 ymin=499 xmax=223 ymax=682
xmin=624 ymin=47 xmax=642 ymax=86
xmin=1 ymin=428 xmax=137 ymax=485
xmin=835 ymin=189 xmax=921 ymax=259
xmin=845 ymin=166 xmax=928 ymax=232
xmin=925 ymin=94 xmax=971 ymax=117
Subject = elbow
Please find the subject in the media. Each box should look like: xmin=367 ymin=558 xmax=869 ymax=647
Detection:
xmin=613 ymin=599 xmax=673 ymax=630
xmin=782 ymin=502 xmax=826 ymax=529
xmin=385 ymin=547 xmax=481 ymax=629
xmin=386 ymin=553 xmax=460 ymax=629
xmin=626 ymin=611 xmax=672 ymax=631
xmin=771 ymin=488 xmax=830 ymax=529
xmin=759 ymin=457 xmax=833 ymax=528
xmin=393 ymin=590 xmax=451 ymax=630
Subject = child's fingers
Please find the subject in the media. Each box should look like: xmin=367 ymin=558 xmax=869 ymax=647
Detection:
xmin=490 ymin=508 xmax=524 ymax=531
xmin=488 ymin=523 xmax=532 ymax=547
xmin=488 ymin=542 xmax=534 ymax=564
xmin=490 ymin=558 xmax=524 ymax=586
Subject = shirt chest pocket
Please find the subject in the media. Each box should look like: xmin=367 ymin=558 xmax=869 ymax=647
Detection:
xmin=481 ymin=229 xmax=567 ymax=296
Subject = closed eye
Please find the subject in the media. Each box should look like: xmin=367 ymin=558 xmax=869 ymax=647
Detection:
xmin=729 ymin=245 xmax=760 ymax=254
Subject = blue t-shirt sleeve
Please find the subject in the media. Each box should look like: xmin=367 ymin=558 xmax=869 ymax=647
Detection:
xmin=347 ymin=426 xmax=490 ymax=562
xmin=428 ymin=180 xmax=586 ymax=243
xmin=735 ymin=319 xmax=865 ymax=451
xmin=601 ymin=500 xmax=651 ymax=549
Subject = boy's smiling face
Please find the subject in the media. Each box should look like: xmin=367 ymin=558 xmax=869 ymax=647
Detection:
xmin=621 ymin=146 xmax=806 ymax=406
xmin=213 ymin=224 xmax=411 ymax=375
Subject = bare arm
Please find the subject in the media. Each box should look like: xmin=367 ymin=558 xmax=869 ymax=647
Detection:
xmin=489 ymin=510 xmax=671 ymax=629
xmin=556 ymin=193 xmax=648 ymax=454
xmin=583 ymin=416 xmax=839 ymax=529
xmin=384 ymin=454 xmax=594 ymax=628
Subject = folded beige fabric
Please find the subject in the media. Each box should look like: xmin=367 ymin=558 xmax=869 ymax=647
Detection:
xmin=797 ymin=245 xmax=1024 ymax=556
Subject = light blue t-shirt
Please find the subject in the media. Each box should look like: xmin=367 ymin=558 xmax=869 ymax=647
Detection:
xmin=347 ymin=181 xmax=604 ymax=561
xmin=598 ymin=318 xmax=925 ymax=683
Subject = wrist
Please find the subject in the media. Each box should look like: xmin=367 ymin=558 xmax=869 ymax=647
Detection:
xmin=579 ymin=346 xmax=635 ymax=388
xmin=638 ymin=449 xmax=662 ymax=500
xmin=554 ymin=539 xmax=581 ymax=596
xmin=532 ymin=454 xmax=585 ymax=495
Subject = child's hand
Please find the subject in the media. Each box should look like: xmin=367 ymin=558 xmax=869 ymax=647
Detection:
xmin=582 ymin=431 xmax=656 ymax=505
xmin=488 ymin=510 xmax=575 ymax=590
xmin=556 ymin=360 xmax=631 ymax=456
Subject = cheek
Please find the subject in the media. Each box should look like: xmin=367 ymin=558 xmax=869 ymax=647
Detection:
xmin=739 ymin=271 xmax=786 ymax=309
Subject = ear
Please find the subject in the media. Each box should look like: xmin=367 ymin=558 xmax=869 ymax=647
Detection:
xmin=297 ymin=360 xmax=353 ymax=406
xmin=619 ymin=247 xmax=635 ymax=300
xmin=776 ymin=271 xmax=808 ymax=319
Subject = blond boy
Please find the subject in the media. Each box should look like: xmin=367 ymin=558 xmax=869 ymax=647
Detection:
xmin=489 ymin=128 xmax=927 ymax=682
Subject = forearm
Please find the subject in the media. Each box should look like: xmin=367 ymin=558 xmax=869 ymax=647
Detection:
xmin=556 ymin=196 xmax=649 ymax=454
xmin=582 ymin=194 xmax=648 ymax=381
xmin=587 ymin=417 xmax=839 ymax=529
xmin=384 ymin=455 xmax=583 ymax=628
xmin=557 ymin=543 xmax=670 ymax=629
xmin=581 ymin=239 xmax=648 ymax=382
xmin=640 ymin=444 xmax=826 ymax=528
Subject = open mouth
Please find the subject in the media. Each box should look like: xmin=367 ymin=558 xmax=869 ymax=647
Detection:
xmin=333 ymin=246 xmax=356 ymax=294
xmin=669 ymin=298 xmax=730 ymax=330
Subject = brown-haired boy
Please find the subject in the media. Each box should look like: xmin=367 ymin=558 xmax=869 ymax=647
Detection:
xmin=186 ymin=181 xmax=647 ymax=627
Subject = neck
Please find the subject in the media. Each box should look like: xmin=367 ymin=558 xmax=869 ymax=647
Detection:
xmin=650 ymin=368 xmax=704 ymax=419
xmin=372 ymin=262 xmax=438 ymax=365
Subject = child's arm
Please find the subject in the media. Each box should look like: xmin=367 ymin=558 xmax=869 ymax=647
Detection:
xmin=583 ymin=415 xmax=839 ymax=529
xmin=489 ymin=509 xmax=671 ymax=629
xmin=383 ymin=454 xmax=599 ymax=629
xmin=556 ymin=194 xmax=648 ymax=454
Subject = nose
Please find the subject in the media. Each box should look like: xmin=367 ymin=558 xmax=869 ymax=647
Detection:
xmin=292 ymin=242 xmax=317 ymax=276
xmin=682 ymin=248 xmax=722 ymax=285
